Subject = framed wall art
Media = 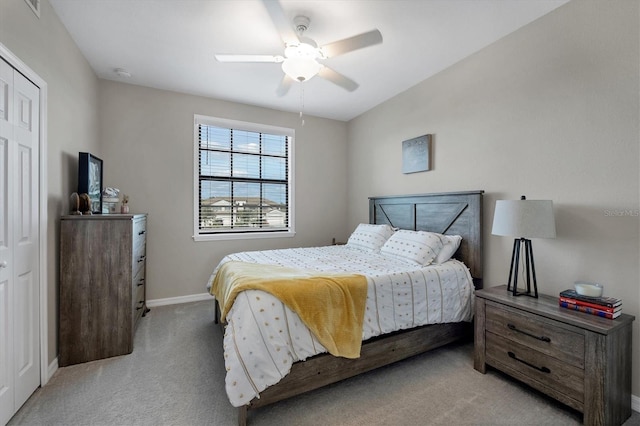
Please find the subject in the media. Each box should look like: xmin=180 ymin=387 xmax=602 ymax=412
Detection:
xmin=402 ymin=134 xmax=432 ymax=174
xmin=78 ymin=152 xmax=103 ymax=214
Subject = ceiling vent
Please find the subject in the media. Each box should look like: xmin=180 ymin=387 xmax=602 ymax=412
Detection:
xmin=23 ymin=0 xmax=40 ymax=18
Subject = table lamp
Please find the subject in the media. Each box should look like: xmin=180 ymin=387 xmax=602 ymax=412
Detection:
xmin=492 ymin=196 xmax=556 ymax=298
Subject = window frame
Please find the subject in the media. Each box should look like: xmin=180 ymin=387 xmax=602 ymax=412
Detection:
xmin=193 ymin=115 xmax=295 ymax=241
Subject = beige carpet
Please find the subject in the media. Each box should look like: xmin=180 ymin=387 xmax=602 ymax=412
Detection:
xmin=8 ymin=300 xmax=640 ymax=426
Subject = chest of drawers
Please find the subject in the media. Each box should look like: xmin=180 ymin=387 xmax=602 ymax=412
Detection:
xmin=59 ymin=214 xmax=149 ymax=366
xmin=474 ymin=285 xmax=634 ymax=426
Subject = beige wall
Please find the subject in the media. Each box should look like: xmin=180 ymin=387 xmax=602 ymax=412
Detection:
xmin=0 ymin=0 xmax=100 ymax=367
xmin=347 ymin=0 xmax=639 ymax=395
xmin=98 ymin=80 xmax=349 ymax=300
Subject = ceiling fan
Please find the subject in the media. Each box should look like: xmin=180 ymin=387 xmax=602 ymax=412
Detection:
xmin=214 ymin=0 xmax=383 ymax=96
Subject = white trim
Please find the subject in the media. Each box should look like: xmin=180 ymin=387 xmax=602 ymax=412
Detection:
xmin=0 ymin=42 xmax=49 ymax=387
xmin=46 ymin=358 xmax=58 ymax=383
xmin=146 ymin=292 xmax=213 ymax=308
xmin=632 ymin=393 xmax=640 ymax=413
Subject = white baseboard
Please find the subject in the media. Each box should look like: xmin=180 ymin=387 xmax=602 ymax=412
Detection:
xmin=633 ymin=394 xmax=640 ymax=413
xmin=146 ymin=292 xmax=213 ymax=308
xmin=47 ymin=357 xmax=58 ymax=382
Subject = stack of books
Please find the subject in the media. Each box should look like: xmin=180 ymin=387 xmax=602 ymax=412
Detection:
xmin=558 ymin=289 xmax=622 ymax=319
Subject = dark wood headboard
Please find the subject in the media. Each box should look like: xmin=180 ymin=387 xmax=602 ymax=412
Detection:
xmin=369 ymin=190 xmax=483 ymax=289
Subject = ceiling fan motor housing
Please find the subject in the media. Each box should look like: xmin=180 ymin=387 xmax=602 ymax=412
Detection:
xmin=293 ymin=15 xmax=310 ymax=34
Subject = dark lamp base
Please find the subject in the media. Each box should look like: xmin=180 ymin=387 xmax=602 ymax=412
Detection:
xmin=506 ymin=238 xmax=538 ymax=298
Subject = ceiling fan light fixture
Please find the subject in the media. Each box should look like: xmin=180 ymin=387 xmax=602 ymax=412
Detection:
xmin=284 ymin=40 xmax=320 ymax=60
xmin=282 ymin=57 xmax=322 ymax=82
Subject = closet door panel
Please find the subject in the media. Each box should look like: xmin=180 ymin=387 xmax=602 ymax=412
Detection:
xmin=11 ymin=70 xmax=39 ymax=411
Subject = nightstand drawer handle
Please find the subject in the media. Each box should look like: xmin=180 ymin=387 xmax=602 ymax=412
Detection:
xmin=507 ymin=323 xmax=551 ymax=342
xmin=508 ymin=351 xmax=551 ymax=374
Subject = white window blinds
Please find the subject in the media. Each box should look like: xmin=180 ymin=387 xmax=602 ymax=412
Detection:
xmin=194 ymin=115 xmax=294 ymax=240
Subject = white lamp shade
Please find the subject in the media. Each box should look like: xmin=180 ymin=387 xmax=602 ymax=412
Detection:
xmin=492 ymin=199 xmax=556 ymax=238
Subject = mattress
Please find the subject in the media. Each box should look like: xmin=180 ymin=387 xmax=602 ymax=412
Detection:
xmin=207 ymin=245 xmax=475 ymax=407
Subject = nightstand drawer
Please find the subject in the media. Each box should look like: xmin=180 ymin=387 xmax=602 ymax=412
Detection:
xmin=486 ymin=332 xmax=584 ymax=403
xmin=486 ymin=302 xmax=584 ymax=368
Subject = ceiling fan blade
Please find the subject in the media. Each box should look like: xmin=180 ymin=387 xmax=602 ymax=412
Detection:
xmin=276 ymin=75 xmax=294 ymax=97
xmin=321 ymin=29 xmax=383 ymax=58
xmin=318 ymin=66 xmax=359 ymax=92
xmin=215 ymin=54 xmax=283 ymax=63
xmin=262 ymin=0 xmax=300 ymax=45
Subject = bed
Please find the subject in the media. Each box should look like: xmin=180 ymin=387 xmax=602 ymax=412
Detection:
xmin=209 ymin=190 xmax=483 ymax=425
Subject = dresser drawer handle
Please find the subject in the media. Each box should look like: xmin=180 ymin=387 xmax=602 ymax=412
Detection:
xmin=507 ymin=323 xmax=551 ymax=343
xmin=137 ymin=255 xmax=146 ymax=263
xmin=138 ymin=230 xmax=146 ymax=235
xmin=137 ymin=278 xmax=145 ymax=287
xmin=508 ymin=351 xmax=551 ymax=374
xmin=136 ymin=301 xmax=145 ymax=310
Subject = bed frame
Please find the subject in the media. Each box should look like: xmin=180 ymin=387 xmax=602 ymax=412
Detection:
xmin=218 ymin=190 xmax=483 ymax=426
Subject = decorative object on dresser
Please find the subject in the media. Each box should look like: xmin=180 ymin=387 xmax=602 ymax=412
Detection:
xmin=69 ymin=192 xmax=81 ymax=215
xmin=77 ymin=152 xmax=103 ymax=214
xmin=474 ymin=285 xmax=635 ymax=426
xmin=491 ymin=196 xmax=556 ymax=298
xmin=121 ymin=194 xmax=130 ymax=213
xmin=574 ymin=281 xmax=603 ymax=297
xmin=101 ymin=187 xmax=120 ymax=214
xmin=78 ymin=193 xmax=92 ymax=215
xmin=59 ymin=214 xmax=149 ymax=366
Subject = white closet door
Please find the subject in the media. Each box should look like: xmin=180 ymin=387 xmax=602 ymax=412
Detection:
xmin=0 ymin=57 xmax=40 ymax=426
xmin=12 ymin=65 xmax=40 ymax=411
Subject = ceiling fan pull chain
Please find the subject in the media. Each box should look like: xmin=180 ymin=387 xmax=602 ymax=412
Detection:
xmin=300 ymin=84 xmax=305 ymax=126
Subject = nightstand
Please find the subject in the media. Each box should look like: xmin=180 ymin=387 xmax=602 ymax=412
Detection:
xmin=474 ymin=285 xmax=635 ymax=426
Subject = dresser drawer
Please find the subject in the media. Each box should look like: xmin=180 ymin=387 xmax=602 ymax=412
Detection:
xmin=132 ymin=263 xmax=145 ymax=291
xmin=133 ymin=284 xmax=145 ymax=325
xmin=486 ymin=332 xmax=585 ymax=404
xmin=133 ymin=240 xmax=146 ymax=277
xmin=486 ymin=302 xmax=585 ymax=368
xmin=133 ymin=217 xmax=147 ymax=244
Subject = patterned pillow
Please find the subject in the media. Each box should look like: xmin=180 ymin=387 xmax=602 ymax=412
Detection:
xmin=346 ymin=224 xmax=395 ymax=252
xmin=433 ymin=234 xmax=462 ymax=264
xmin=380 ymin=229 xmax=444 ymax=266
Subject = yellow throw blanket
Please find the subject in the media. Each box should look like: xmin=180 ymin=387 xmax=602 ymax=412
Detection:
xmin=210 ymin=261 xmax=368 ymax=359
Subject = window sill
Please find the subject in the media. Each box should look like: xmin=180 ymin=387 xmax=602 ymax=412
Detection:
xmin=193 ymin=230 xmax=295 ymax=242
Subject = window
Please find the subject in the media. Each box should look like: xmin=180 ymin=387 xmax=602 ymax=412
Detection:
xmin=193 ymin=115 xmax=294 ymax=241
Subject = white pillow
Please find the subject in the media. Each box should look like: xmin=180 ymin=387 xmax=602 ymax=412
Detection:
xmin=434 ymin=234 xmax=462 ymax=264
xmin=346 ymin=224 xmax=395 ymax=252
xmin=380 ymin=229 xmax=444 ymax=266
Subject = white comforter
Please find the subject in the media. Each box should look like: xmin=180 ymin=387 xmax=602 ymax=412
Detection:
xmin=207 ymin=245 xmax=474 ymax=407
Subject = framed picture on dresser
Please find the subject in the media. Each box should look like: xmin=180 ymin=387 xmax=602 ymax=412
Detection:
xmin=78 ymin=152 xmax=103 ymax=214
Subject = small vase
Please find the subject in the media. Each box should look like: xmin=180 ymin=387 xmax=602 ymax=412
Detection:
xmin=121 ymin=204 xmax=129 ymax=214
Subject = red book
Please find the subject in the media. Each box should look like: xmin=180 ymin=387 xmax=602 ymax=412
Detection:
xmin=559 ymin=296 xmax=621 ymax=314
xmin=559 ymin=301 xmax=621 ymax=319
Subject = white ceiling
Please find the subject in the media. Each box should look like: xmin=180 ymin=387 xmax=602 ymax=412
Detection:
xmin=49 ymin=0 xmax=569 ymax=122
